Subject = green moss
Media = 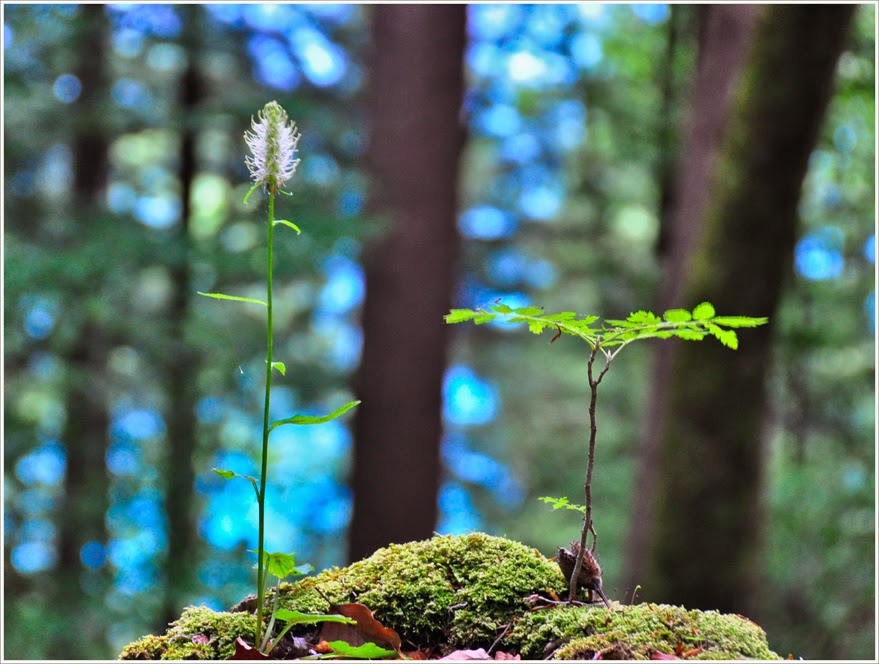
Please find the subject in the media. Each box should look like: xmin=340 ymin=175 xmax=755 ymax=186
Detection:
xmin=119 ymin=534 xmax=780 ymax=660
xmin=507 ymin=602 xmax=780 ymax=660
xmin=274 ymin=532 xmax=568 ymax=649
xmin=119 ymin=605 xmax=255 ymax=660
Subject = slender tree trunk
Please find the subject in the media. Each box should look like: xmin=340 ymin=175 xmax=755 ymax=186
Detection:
xmin=348 ymin=4 xmax=467 ymax=562
xmin=643 ymin=5 xmax=855 ymax=615
xmin=625 ymin=4 xmax=759 ymax=593
xmin=162 ymin=5 xmax=202 ymax=629
xmin=55 ymin=5 xmax=110 ymax=657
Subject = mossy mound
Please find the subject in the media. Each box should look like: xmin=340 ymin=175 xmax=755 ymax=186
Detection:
xmin=119 ymin=533 xmax=780 ymax=660
xmin=509 ymin=602 xmax=780 ymax=660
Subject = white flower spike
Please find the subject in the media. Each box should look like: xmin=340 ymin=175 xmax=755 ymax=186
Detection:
xmin=245 ymin=100 xmax=301 ymax=193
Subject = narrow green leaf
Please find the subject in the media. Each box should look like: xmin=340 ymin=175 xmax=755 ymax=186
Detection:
xmin=273 ymin=220 xmax=301 ymax=234
xmin=272 ymin=610 xmax=356 ymax=626
xmin=270 ymin=400 xmax=360 ymax=432
xmin=710 ymin=316 xmax=769 ymax=328
xmin=322 ymin=641 xmax=398 ymax=659
xmin=198 ymin=292 xmax=267 ymax=307
xmin=691 ymin=302 xmax=716 ymax=320
xmin=271 ymin=361 xmax=286 ymax=376
xmin=243 ymin=182 xmax=261 ymax=205
xmin=444 ymin=309 xmax=479 ymax=324
xmin=663 ymin=308 xmax=692 ymax=322
xmin=213 ymin=468 xmax=236 ymax=480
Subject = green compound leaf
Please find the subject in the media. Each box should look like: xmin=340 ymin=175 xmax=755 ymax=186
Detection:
xmin=269 ymin=400 xmax=360 ymax=432
xmin=445 ymin=308 xmax=482 ymax=324
xmin=272 ymin=610 xmax=356 ymax=626
xmin=320 ymin=641 xmax=399 ymax=659
xmin=243 ymin=182 xmax=261 ymax=205
xmin=627 ymin=310 xmax=662 ymax=326
xmin=706 ymin=322 xmax=739 ymax=349
xmin=663 ymin=308 xmax=692 ymax=323
xmin=538 ymin=496 xmax=586 ymax=513
xmin=691 ymin=302 xmax=716 ymax=320
xmin=710 ymin=316 xmax=769 ymax=328
xmin=198 ymin=292 xmax=267 ymax=307
xmin=271 ymin=361 xmax=286 ymax=376
xmin=511 ymin=305 xmax=545 ymax=316
xmin=672 ymin=328 xmax=708 ymax=341
xmin=273 ymin=219 xmax=301 ymax=234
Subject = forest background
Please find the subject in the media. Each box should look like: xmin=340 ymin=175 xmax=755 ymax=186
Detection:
xmin=2 ymin=3 xmax=875 ymax=661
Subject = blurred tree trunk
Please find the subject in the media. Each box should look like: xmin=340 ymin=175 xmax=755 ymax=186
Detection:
xmin=162 ymin=5 xmax=202 ymax=629
xmin=639 ymin=5 xmax=855 ymax=615
xmin=625 ymin=4 xmax=759 ymax=593
xmin=55 ymin=4 xmax=110 ymax=657
xmin=349 ymin=4 xmax=466 ymax=561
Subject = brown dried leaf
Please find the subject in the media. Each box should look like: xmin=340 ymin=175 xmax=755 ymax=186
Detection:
xmin=321 ymin=601 xmax=402 ymax=652
xmin=231 ymin=636 xmax=270 ymax=660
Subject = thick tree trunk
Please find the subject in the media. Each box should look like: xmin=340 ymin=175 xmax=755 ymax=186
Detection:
xmin=625 ymin=4 xmax=759 ymax=593
xmin=55 ymin=5 xmax=110 ymax=657
xmin=162 ymin=5 xmax=202 ymax=629
xmin=643 ymin=5 xmax=855 ymax=615
xmin=349 ymin=5 xmax=466 ymax=562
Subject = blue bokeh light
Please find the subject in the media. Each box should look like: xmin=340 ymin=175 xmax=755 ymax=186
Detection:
xmin=53 ymin=74 xmax=81 ymax=103
xmin=196 ymin=396 xmax=225 ymax=424
xmin=443 ymin=365 xmax=499 ymax=426
xmin=475 ymin=104 xmax=522 ymax=138
xmin=11 ymin=541 xmax=56 ymax=574
xmin=22 ymin=297 xmax=58 ymax=340
xmin=112 ymin=27 xmax=144 ymax=57
xmin=112 ymin=407 xmax=166 ymax=442
xmin=630 ymin=3 xmax=670 ymax=25
xmin=864 ymin=234 xmax=875 ymax=263
xmin=80 ymin=541 xmax=107 ymax=570
xmin=437 ymin=483 xmax=483 ymax=534
xmin=4 ymin=23 xmax=14 ymax=50
xmin=468 ymin=4 xmax=522 ymax=40
xmin=135 ymin=195 xmax=180 ymax=228
xmin=112 ymin=78 xmax=151 ymax=110
xmin=15 ymin=441 xmax=65 ymax=487
xmin=459 ymin=206 xmax=518 ymax=240
xmin=318 ymin=255 xmax=365 ymax=314
xmin=243 ymin=4 xmax=299 ymax=32
xmin=291 ymin=28 xmax=347 ymax=87
xmin=795 ymin=227 xmax=845 ymax=281
xmin=866 ymin=292 xmax=875 ymax=334
xmin=248 ymin=35 xmax=300 ymax=90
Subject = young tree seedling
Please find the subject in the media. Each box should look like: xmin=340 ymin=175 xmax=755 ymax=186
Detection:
xmin=446 ymin=301 xmax=767 ymax=604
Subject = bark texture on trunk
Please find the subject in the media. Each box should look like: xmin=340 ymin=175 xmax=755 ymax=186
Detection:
xmin=625 ymin=3 xmax=759 ymax=592
xmin=643 ymin=5 xmax=855 ymax=615
xmin=349 ymin=4 xmax=467 ymax=562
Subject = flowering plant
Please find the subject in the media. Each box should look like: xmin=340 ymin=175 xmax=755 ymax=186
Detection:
xmin=199 ymin=101 xmax=359 ymax=650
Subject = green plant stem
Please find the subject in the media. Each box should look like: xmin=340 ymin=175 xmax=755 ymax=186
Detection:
xmin=568 ymin=344 xmax=612 ymax=602
xmin=255 ymin=191 xmax=276 ymax=645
